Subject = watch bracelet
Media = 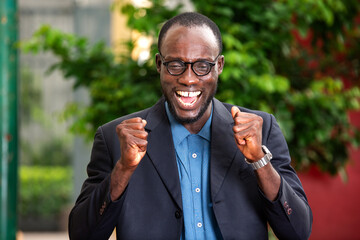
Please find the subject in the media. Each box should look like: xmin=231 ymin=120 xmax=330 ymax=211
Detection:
xmin=244 ymin=145 xmax=273 ymax=170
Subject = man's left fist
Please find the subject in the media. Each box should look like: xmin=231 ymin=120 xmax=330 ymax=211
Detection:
xmin=231 ymin=106 xmax=265 ymax=162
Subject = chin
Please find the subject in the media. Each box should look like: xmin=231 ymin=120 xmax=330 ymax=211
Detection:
xmin=168 ymin=99 xmax=212 ymax=125
xmin=174 ymin=113 xmax=202 ymax=124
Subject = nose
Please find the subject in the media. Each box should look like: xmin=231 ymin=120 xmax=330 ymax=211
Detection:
xmin=178 ymin=64 xmax=199 ymax=86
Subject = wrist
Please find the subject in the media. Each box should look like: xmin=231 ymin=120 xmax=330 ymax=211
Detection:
xmin=246 ymin=151 xmax=265 ymax=163
xmin=110 ymin=160 xmax=136 ymax=201
xmin=245 ymin=145 xmax=272 ymax=170
xmin=118 ymin=157 xmax=138 ymax=172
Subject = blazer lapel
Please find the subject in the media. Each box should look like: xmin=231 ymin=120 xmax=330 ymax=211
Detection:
xmin=210 ymin=99 xmax=241 ymax=200
xmin=144 ymin=99 xmax=183 ymax=209
xmin=143 ymin=98 xmax=242 ymax=208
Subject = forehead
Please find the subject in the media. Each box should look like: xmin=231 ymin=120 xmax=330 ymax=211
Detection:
xmin=160 ymin=25 xmax=218 ymax=58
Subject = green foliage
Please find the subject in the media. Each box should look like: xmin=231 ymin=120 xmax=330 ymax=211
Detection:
xmin=20 ymin=0 xmax=360 ymax=175
xmin=19 ymin=68 xmax=42 ymax=124
xmin=19 ymin=166 xmax=72 ymax=217
xmin=190 ymin=0 xmax=360 ymax=174
xmin=19 ymin=65 xmax=72 ymax=166
xmin=21 ymin=138 xmax=72 ymax=166
xmin=21 ymin=25 xmax=161 ymax=137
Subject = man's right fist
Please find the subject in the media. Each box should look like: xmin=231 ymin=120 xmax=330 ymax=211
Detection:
xmin=116 ymin=117 xmax=148 ymax=170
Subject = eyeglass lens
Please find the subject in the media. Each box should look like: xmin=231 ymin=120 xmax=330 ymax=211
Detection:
xmin=166 ymin=60 xmax=213 ymax=76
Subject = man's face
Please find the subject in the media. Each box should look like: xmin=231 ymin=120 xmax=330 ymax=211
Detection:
xmin=156 ymin=25 xmax=224 ymax=124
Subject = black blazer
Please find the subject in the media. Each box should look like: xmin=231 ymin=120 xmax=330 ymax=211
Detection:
xmin=69 ymin=98 xmax=312 ymax=240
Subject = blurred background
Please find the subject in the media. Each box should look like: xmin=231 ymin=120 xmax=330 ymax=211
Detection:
xmin=1 ymin=0 xmax=360 ymax=239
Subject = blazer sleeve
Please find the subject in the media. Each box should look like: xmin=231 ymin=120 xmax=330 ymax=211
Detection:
xmin=68 ymin=126 xmax=125 ymax=240
xmin=260 ymin=114 xmax=313 ymax=240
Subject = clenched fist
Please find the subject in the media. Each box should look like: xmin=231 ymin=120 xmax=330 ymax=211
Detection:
xmin=110 ymin=117 xmax=148 ymax=201
xmin=116 ymin=117 xmax=148 ymax=169
xmin=232 ymin=107 xmax=281 ymax=200
xmin=231 ymin=106 xmax=264 ymax=162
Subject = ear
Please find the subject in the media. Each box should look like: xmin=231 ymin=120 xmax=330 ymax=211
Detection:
xmin=155 ymin=53 xmax=162 ymax=73
xmin=217 ymin=55 xmax=225 ymax=75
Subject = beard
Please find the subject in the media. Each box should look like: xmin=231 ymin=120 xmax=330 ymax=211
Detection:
xmin=163 ymin=84 xmax=217 ymax=124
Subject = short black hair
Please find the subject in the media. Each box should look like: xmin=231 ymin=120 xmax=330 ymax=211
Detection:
xmin=158 ymin=12 xmax=223 ymax=54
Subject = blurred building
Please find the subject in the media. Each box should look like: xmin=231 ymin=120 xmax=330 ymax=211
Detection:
xmin=18 ymin=0 xmax=112 ymax=231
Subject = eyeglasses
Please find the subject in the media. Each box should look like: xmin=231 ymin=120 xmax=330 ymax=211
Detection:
xmin=159 ymin=53 xmax=220 ymax=76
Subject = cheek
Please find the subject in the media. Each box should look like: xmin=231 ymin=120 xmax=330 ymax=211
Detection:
xmin=161 ymin=72 xmax=179 ymax=84
xmin=160 ymin=77 xmax=174 ymax=92
xmin=203 ymin=77 xmax=217 ymax=90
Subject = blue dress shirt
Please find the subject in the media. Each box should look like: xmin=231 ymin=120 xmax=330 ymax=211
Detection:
xmin=165 ymin=102 xmax=222 ymax=240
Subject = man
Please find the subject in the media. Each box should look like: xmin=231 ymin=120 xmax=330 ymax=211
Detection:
xmin=69 ymin=12 xmax=312 ymax=240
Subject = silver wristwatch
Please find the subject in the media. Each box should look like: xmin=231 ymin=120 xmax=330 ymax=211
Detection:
xmin=245 ymin=145 xmax=273 ymax=170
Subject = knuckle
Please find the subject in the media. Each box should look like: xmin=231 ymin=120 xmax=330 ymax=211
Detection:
xmin=253 ymin=116 xmax=263 ymax=127
xmin=116 ymin=125 xmax=124 ymax=135
xmin=233 ymin=126 xmax=240 ymax=133
xmin=135 ymin=123 xmax=144 ymax=130
xmin=138 ymin=131 xmax=148 ymax=139
xmin=134 ymin=117 xmax=143 ymax=122
xmin=120 ymin=125 xmax=128 ymax=133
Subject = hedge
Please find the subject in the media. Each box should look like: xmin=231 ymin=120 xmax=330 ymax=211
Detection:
xmin=19 ymin=166 xmax=73 ymax=218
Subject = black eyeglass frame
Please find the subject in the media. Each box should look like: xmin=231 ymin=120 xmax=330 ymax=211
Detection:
xmin=159 ymin=53 xmax=220 ymax=77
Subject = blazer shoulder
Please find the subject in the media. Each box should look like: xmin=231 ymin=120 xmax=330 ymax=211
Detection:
xmin=101 ymin=108 xmax=149 ymax=131
xmin=96 ymin=98 xmax=165 ymax=141
xmin=220 ymin=101 xmax=273 ymax=124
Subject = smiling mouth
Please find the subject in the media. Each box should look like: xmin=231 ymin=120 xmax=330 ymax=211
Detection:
xmin=175 ymin=91 xmax=201 ymax=107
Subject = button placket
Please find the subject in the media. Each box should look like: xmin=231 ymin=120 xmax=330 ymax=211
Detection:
xmin=187 ymin=135 xmax=208 ymax=237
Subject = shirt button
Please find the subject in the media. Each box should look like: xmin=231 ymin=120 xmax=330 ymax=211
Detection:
xmin=197 ymin=222 xmax=202 ymax=228
xmin=192 ymin=153 xmax=197 ymax=158
xmin=195 ymin=188 xmax=200 ymax=193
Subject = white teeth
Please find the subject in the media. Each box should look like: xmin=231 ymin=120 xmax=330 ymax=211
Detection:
xmin=176 ymin=91 xmax=201 ymax=97
xmin=178 ymin=98 xmax=196 ymax=106
xmin=175 ymin=91 xmax=201 ymax=107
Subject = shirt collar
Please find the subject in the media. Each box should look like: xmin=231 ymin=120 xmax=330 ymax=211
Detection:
xmin=165 ymin=101 xmax=212 ymax=144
